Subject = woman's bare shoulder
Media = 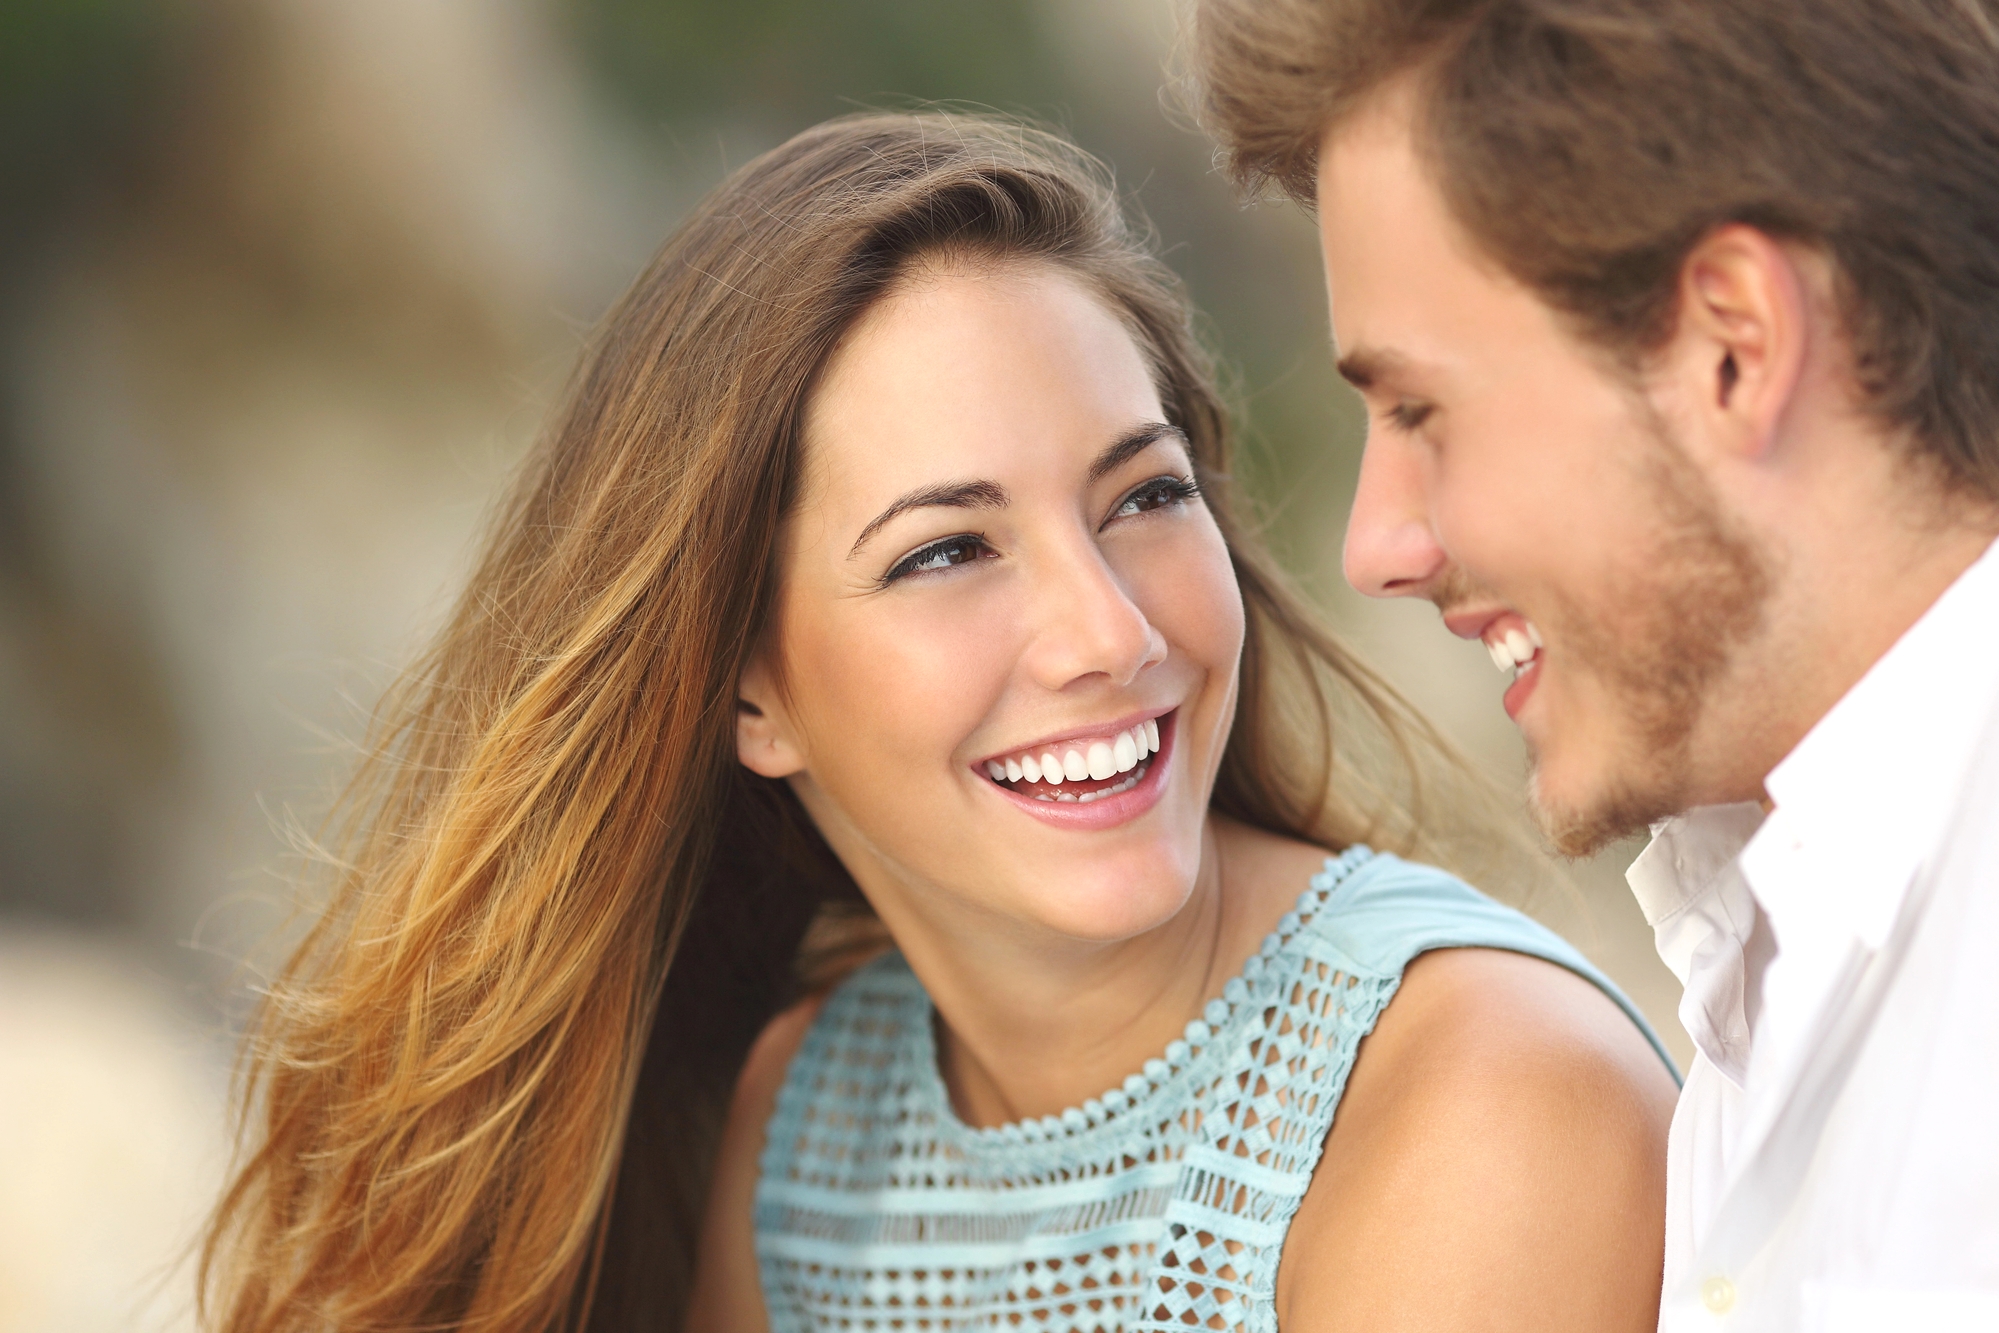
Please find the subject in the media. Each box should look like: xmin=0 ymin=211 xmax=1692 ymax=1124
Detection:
xmin=683 ymin=995 xmax=826 ymax=1333
xmin=1277 ymin=946 xmax=1677 ymax=1333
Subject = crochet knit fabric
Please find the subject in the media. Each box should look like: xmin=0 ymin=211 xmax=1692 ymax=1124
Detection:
xmin=753 ymin=848 xmax=1648 ymax=1332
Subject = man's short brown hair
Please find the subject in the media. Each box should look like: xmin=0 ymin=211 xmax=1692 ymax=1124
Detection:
xmin=1192 ymin=0 xmax=1999 ymax=500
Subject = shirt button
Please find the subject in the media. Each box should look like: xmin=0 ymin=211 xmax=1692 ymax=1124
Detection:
xmin=1701 ymin=1276 xmax=1736 ymax=1315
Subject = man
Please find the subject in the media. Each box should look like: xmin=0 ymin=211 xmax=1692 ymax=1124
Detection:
xmin=1192 ymin=1 xmax=1999 ymax=1328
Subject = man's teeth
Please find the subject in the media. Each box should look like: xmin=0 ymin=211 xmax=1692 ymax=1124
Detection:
xmin=983 ymin=720 xmax=1159 ymax=793
xmin=1485 ymin=622 xmax=1545 ymax=675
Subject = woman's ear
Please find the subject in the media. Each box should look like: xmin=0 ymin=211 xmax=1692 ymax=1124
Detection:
xmin=736 ymin=655 xmax=805 ymax=778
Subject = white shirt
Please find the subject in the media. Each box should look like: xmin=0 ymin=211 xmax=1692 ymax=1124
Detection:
xmin=1629 ymin=535 xmax=1999 ymax=1333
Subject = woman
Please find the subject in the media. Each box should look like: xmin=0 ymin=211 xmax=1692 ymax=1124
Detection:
xmin=202 ymin=113 xmax=1676 ymax=1333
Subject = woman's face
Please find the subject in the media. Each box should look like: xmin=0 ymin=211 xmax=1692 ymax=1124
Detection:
xmin=737 ymin=261 xmax=1245 ymax=944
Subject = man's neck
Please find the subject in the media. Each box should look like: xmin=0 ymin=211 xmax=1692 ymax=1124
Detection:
xmin=1708 ymin=445 xmax=1999 ymax=805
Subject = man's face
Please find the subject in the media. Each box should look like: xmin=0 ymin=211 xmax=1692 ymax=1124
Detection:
xmin=1316 ymin=87 xmax=1771 ymax=855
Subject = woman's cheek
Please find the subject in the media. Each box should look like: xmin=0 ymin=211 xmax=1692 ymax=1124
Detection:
xmin=1130 ymin=519 xmax=1244 ymax=672
xmin=797 ymin=580 xmax=1019 ymax=782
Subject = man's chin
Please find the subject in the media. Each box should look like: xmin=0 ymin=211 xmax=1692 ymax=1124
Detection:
xmin=1528 ymin=765 xmax=1674 ymax=859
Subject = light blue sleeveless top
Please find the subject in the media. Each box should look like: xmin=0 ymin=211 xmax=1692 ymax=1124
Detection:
xmin=755 ymin=848 xmax=1674 ymax=1332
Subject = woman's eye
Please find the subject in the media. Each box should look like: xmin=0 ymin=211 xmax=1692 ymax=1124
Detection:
xmin=1110 ymin=475 xmax=1201 ymax=522
xmin=882 ymin=535 xmax=991 ymax=585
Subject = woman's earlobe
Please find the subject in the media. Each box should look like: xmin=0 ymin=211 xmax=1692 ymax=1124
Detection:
xmin=735 ymin=693 xmax=804 ymax=777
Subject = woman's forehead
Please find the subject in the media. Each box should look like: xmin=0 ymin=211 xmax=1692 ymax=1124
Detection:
xmin=798 ymin=265 xmax=1164 ymax=502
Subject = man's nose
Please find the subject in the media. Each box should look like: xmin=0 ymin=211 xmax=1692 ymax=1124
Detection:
xmin=1342 ymin=431 xmax=1449 ymax=598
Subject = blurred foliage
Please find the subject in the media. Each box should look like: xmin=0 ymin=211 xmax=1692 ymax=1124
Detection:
xmin=0 ymin=0 xmax=160 ymax=234
xmin=566 ymin=0 xmax=1067 ymax=131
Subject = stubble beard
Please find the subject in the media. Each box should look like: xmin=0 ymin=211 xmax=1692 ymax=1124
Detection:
xmin=1529 ymin=424 xmax=1773 ymax=858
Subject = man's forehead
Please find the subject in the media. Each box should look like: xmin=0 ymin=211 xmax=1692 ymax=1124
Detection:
xmin=1314 ymin=72 xmax=1428 ymax=203
xmin=1314 ymin=113 xmax=1540 ymax=387
xmin=1316 ymin=110 xmax=1455 ymax=267
xmin=1314 ymin=117 xmax=1453 ymax=380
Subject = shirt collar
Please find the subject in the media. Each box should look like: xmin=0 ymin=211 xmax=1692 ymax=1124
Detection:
xmin=1627 ymin=805 xmax=1765 ymax=941
xmin=1628 ymin=803 xmax=1766 ymax=1083
xmin=1743 ymin=533 xmax=1999 ymax=951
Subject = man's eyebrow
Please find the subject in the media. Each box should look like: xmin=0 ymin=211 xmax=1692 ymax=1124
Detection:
xmin=1088 ymin=421 xmax=1191 ymax=483
xmin=847 ymin=479 xmax=1008 ymax=559
xmin=1334 ymin=346 xmax=1407 ymax=392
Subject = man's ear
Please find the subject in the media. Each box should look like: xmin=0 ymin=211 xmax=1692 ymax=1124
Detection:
xmin=1667 ymin=223 xmax=1812 ymax=462
xmin=736 ymin=655 xmax=805 ymax=778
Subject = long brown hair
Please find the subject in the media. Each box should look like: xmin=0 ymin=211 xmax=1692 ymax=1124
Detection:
xmin=200 ymin=111 xmax=1491 ymax=1333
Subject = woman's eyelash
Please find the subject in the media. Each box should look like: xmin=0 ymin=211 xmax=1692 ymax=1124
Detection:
xmin=878 ymin=476 xmax=1200 ymax=587
xmin=879 ymin=534 xmax=993 ymax=586
xmin=1108 ymin=474 xmax=1202 ymax=523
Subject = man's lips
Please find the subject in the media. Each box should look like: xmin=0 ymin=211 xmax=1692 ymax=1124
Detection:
xmin=1440 ymin=607 xmax=1508 ymax=642
xmin=1442 ymin=607 xmax=1545 ymax=700
xmin=1502 ymin=651 xmax=1543 ymax=720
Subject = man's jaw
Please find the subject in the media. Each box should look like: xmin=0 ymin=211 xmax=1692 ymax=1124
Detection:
xmin=1530 ymin=751 xmax=1690 ymax=859
xmin=1437 ymin=599 xmax=1659 ymax=853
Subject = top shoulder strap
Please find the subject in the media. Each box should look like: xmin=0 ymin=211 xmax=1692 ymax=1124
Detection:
xmin=1308 ymin=851 xmax=1680 ymax=1081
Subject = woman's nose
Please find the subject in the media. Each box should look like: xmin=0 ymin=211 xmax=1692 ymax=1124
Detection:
xmin=1026 ymin=544 xmax=1166 ymax=691
xmin=1342 ymin=431 xmax=1449 ymax=599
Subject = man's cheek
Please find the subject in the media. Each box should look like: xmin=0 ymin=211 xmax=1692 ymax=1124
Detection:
xmin=1433 ymin=496 xmax=1528 ymax=586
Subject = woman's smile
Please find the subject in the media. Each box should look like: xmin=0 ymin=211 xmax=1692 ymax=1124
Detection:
xmin=974 ymin=707 xmax=1175 ymax=828
xmin=738 ymin=258 xmax=1244 ymax=945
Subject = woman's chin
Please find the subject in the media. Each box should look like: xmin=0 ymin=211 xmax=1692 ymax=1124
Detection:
xmin=994 ymin=851 xmax=1201 ymax=944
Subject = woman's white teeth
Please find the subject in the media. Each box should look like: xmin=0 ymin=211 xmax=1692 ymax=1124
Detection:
xmin=1084 ymin=741 xmax=1112 ymax=781
xmin=1033 ymin=761 xmax=1147 ymax=803
xmin=989 ymin=720 xmax=1161 ymax=793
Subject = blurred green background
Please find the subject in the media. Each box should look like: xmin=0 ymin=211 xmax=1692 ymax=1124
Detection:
xmin=0 ymin=3 xmax=1676 ymax=1329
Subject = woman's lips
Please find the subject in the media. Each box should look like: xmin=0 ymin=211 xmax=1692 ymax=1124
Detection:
xmin=979 ymin=714 xmax=1161 ymax=798
xmin=978 ymin=710 xmax=1176 ymax=829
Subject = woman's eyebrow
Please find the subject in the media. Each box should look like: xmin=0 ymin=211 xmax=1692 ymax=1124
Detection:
xmin=844 ymin=422 xmax=1187 ymax=560
xmin=1088 ymin=421 xmax=1189 ymax=482
xmin=848 ymin=479 xmax=1008 ymax=558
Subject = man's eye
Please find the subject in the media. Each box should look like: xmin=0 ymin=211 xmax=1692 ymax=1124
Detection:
xmin=882 ymin=535 xmax=990 ymax=584
xmin=1385 ymin=401 xmax=1435 ymax=433
xmin=1110 ymin=475 xmax=1201 ymax=522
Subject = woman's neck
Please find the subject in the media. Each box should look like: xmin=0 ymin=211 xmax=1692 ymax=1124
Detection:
xmin=880 ymin=816 xmax=1316 ymax=1128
